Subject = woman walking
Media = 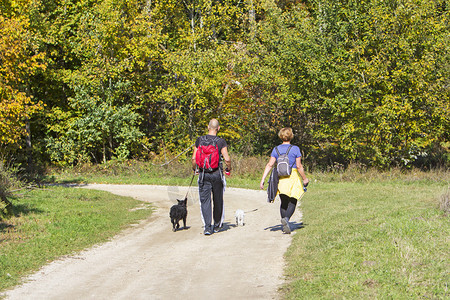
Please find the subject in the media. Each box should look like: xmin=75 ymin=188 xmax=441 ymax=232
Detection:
xmin=260 ymin=127 xmax=309 ymax=234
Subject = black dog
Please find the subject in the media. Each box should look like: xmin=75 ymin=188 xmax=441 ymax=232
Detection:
xmin=170 ymin=198 xmax=187 ymax=232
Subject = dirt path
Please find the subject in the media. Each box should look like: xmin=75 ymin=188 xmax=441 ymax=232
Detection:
xmin=2 ymin=184 xmax=302 ymax=300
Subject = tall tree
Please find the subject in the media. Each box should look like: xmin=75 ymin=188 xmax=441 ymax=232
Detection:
xmin=39 ymin=0 xmax=159 ymax=164
xmin=0 ymin=10 xmax=45 ymax=157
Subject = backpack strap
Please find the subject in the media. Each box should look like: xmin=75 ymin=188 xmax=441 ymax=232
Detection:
xmin=285 ymin=145 xmax=293 ymax=155
xmin=275 ymin=146 xmax=281 ymax=156
xmin=199 ymin=135 xmax=207 ymax=145
xmin=200 ymin=135 xmax=219 ymax=147
xmin=275 ymin=145 xmax=293 ymax=156
xmin=212 ymin=136 xmax=219 ymax=147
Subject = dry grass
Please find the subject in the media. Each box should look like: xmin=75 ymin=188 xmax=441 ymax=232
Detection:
xmin=312 ymin=163 xmax=449 ymax=184
xmin=46 ymin=157 xmax=448 ymax=186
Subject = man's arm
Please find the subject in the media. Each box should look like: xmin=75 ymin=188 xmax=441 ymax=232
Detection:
xmin=221 ymin=146 xmax=231 ymax=171
xmin=192 ymin=147 xmax=198 ymax=170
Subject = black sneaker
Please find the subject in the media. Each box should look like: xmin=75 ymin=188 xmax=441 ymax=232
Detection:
xmin=281 ymin=218 xmax=291 ymax=234
xmin=213 ymin=226 xmax=222 ymax=233
xmin=204 ymin=228 xmax=213 ymax=235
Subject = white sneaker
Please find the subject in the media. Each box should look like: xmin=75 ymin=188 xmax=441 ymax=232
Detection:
xmin=281 ymin=218 xmax=291 ymax=234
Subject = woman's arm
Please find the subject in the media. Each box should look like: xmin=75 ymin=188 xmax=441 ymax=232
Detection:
xmin=296 ymin=156 xmax=309 ymax=185
xmin=260 ymin=156 xmax=276 ymax=189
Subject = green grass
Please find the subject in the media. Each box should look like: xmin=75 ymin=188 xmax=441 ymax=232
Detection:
xmin=284 ymin=182 xmax=449 ymax=299
xmin=0 ymin=187 xmax=152 ymax=292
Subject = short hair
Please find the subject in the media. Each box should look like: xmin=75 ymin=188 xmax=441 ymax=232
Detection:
xmin=278 ymin=127 xmax=294 ymax=142
xmin=208 ymin=119 xmax=219 ymax=130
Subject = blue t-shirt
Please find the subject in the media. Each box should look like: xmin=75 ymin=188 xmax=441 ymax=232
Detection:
xmin=271 ymin=144 xmax=302 ymax=169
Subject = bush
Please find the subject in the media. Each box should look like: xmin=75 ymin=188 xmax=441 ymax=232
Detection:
xmin=0 ymin=161 xmax=22 ymax=219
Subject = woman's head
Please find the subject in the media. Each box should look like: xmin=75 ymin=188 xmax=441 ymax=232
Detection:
xmin=278 ymin=127 xmax=294 ymax=142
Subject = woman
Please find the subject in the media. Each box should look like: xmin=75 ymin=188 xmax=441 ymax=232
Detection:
xmin=260 ymin=127 xmax=309 ymax=234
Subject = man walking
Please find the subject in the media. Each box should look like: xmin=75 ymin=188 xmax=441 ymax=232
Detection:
xmin=192 ymin=119 xmax=232 ymax=235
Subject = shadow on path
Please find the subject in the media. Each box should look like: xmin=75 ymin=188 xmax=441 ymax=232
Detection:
xmin=264 ymin=222 xmax=305 ymax=233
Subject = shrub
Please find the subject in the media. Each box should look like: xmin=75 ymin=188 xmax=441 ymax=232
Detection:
xmin=0 ymin=161 xmax=21 ymax=219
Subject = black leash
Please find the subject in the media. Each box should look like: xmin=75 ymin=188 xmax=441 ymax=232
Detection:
xmin=184 ymin=172 xmax=196 ymax=200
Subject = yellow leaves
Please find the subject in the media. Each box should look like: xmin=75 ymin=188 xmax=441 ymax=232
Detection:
xmin=0 ymin=89 xmax=42 ymax=145
xmin=0 ymin=14 xmax=45 ymax=146
xmin=0 ymin=15 xmax=46 ymax=82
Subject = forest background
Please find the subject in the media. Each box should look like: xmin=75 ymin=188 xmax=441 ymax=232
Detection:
xmin=1 ymin=0 xmax=449 ymax=173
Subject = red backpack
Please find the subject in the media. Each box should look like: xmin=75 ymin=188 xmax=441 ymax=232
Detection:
xmin=195 ymin=136 xmax=220 ymax=172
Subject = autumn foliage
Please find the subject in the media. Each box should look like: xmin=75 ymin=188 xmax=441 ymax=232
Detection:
xmin=0 ymin=14 xmax=45 ymax=148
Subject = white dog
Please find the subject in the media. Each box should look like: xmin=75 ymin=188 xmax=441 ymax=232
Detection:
xmin=235 ymin=209 xmax=245 ymax=226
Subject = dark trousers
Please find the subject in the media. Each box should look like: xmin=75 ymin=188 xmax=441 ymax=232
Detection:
xmin=198 ymin=170 xmax=224 ymax=230
xmin=279 ymin=194 xmax=297 ymax=221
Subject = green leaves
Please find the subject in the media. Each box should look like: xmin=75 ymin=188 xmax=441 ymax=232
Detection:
xmin=46 ymin=84 xmax=144 ymax=165
xmin=1 ymin=0 xmax=448 ymax=168
xmin=259 ymin=0 xmax=449 ymax=167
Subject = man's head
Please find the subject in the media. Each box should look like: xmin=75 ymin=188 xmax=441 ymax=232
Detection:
xmin=208 ymin=119 xmax=220 ymax=134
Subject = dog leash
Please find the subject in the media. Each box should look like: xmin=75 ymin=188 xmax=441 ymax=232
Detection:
xmin=184 ymin=172 xmax=196 ymax=200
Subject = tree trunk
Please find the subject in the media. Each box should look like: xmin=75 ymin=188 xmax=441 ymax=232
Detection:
xmin=25 ymin=117 xmax=33 ymax=174
xmin=248 ymin=0 xmax=256 ymax=40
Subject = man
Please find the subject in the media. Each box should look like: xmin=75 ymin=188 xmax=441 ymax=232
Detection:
xmin=192 ymin=119 xmax=232 ymax=235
